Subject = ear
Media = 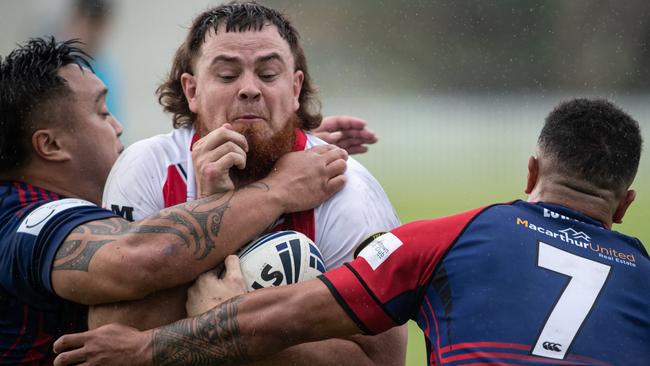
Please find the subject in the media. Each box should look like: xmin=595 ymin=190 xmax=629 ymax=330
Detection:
xmin=292 ymin=70 xmax=304 ymax=112
xmin=525 ymin=155 xmax=539 ymax=195
xmin=180 ymin=72 xmax=199 ymax=113
xmin=31 ymin=129 xmax=71 ymax=162
xmin=613 ymin=189 xmax=636 ymax=224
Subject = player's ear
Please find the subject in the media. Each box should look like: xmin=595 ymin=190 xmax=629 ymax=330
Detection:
xmin=525 ymin=155 xmax=539 ymax=194
xmin=181 ymin=73 xmax=198 ymax=113
xmin=31 ymin=128 xmax=71 ymax=162
xmin=292 ymin=70 xmax=304 ymax=112
xmin=613 ymin=189 xmax=635 ymax=224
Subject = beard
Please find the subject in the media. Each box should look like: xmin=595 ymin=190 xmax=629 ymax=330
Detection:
xmin=229 ymin=115 xmax=298 ymax=187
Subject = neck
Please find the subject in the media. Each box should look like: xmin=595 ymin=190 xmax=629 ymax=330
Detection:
xmin=15 ymin=164 xmax=101 ymax=205
xmin=527 ymin=179 xmax=617 ymax=228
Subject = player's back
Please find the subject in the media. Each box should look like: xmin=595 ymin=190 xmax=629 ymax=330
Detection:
xmin=417 ymin=200 xmax=650 ymax=365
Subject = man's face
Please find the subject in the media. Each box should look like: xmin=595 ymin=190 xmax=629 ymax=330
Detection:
xmin=57 ymin=64 xmax=123 ymax=197
xmin=182 ymin=24 xmax=304 ymax=139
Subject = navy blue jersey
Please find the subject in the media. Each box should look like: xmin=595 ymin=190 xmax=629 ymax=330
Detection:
xmin=323 ymin=200 xmax=650 ymax=365
xmin=0 ymin=181 xmax=117 ymax=365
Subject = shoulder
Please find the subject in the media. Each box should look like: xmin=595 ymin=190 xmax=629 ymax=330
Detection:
xmin=103 ymin=128 xmax=193 ymax=218
xmin=113 ymin=128 xmax=192 ymax=170
xmin=392 ymin=203 xmax=504 ymax=247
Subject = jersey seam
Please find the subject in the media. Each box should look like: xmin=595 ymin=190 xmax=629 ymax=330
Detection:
xmin=317 ymin=274 xmax=372 ymax=335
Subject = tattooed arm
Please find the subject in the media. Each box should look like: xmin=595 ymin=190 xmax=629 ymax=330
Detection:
xmin=54 ymin=280 xmax=362 ymax=366
xmin=50 ymin=146 xmax=347 ymax=305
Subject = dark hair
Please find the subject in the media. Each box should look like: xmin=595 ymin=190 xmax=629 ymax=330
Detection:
xmin=157 ymin=1 xmax=322 ymax=130
xmin=538 ymin=98 xmax=643 ymax=193
xmin=0 ymin=37 xmax=92 ymax=173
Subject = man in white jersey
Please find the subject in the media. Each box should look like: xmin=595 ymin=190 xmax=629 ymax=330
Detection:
xmin=99 ymin=2 xmax=406 ymax=364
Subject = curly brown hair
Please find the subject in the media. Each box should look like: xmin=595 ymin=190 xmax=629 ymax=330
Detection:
xmin=157 ymin=1 xmax=322 ymax=130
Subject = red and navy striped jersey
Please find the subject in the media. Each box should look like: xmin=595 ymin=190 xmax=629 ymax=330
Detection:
xmin=321 ymin=200 xmax=650 ymax=365
xmin=0 ymin=181 xmax=117 ymax=365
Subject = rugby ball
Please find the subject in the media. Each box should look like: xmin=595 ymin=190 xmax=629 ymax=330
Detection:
xmin=237 ymin=231 xmax=327 ymax=291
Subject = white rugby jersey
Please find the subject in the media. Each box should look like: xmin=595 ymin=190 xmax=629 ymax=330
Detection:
xmin=103 ymin=127 xmax=399 ymax=269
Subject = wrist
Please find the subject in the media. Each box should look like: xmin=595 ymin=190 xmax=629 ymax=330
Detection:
xmin=259 ymin=177 xmax=290 ymax=214
xmin=137 ymin=330 xmax=155 ymax=366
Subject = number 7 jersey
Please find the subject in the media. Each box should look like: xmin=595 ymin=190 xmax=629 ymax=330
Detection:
xmin=321 ymin=200 xmax=650 ymax=365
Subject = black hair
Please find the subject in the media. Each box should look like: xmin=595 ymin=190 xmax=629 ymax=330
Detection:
xmin=158 ymin=1 xmax=322 ymax=130
xmin=0 ymin=37 xmax=92 ymax=173
xmin=538 ymin=98 xmax=643 ymax=193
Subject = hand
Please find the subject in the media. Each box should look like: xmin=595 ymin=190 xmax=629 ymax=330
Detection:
xmin=192 ymin=123 xmax=248 ymax=198
xmin=53 ymin=324 xmax=152 ymax=366
xmin=264 ymin=145 xmax=348 ymax=213
xmin=312 ymin=116 xmax=378 ymax=155
xmin=186 ymin=255 xmax=248 ymax=316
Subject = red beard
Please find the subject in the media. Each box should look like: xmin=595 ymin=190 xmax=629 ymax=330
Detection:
xmin=229 ymin=115 xmax=298 ymax=187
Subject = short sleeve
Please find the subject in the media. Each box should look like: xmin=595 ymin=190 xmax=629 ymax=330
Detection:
xmin=0 ymin=199 xmax=116 ymax=306
xmin=320 ymin=207 xmax=488 ymax=335
xmin=314 ymin=157 xmax=400 ymax=269
xmin=103 ymin=139 xmax=168 ymax=221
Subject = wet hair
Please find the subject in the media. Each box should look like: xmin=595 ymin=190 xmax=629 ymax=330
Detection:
xmin=0 ymin=37 xmax=92 ymax=173
xmin=157 ymin=1 xmax=322 ymax=130
xmin=538 ymin=98 xmax=643 ymax=193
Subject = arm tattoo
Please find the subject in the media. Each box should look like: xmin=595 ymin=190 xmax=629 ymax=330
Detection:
xmin=53 ymin=218 xmax=130 ymax=271
xmin=152 ymin=297 xmax=251 ymax=366
xmin=53 ymin=183 xmax=271 ymax=272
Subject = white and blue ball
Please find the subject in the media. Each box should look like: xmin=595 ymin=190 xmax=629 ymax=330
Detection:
xmin=237 ymin=230 xmax=327 ymax=291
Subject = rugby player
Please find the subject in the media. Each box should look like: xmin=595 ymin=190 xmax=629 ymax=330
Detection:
xmin=55 ymin=99 xmax=649 ymax=366
xmin=95 ymin=2 xmax=407 ymax=365
xmin=0 ymin=37 xmax=347 ymax=364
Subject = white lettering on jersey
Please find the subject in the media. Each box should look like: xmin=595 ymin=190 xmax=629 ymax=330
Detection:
xmin=359 ymin=232 xmax=403 ymax=270
xmin=17 ymin=198 xmax=95 ymax=236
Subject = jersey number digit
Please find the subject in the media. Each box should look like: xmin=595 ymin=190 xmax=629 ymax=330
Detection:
xmin=531 ymin=242 xmax=611 ymax=359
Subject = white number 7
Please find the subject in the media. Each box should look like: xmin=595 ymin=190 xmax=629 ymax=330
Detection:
xmin=532 ymin=242 xmax=611 ymax=359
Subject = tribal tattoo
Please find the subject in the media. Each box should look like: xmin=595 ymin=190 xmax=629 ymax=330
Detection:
xmin=52 ymin=190 xmax=240 ymax=272
xmin=152 ymin=296 xmax=251 ymax=366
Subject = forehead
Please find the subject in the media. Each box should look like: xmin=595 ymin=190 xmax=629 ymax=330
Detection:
xmin=196 ymin=24 xmax=295 ymax=67
xmin=57 ymin=64 xmax=105 ymax=99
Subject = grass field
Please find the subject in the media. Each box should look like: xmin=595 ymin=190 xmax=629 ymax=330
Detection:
xmin=331 ymin=93 xmax=650 ymax=365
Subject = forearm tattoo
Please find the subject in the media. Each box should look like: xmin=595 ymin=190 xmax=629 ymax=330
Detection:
xmin=152 ymin=297 xmax=251 ymax=366
xmin=53 ymin=190 xmax=238 ymax=272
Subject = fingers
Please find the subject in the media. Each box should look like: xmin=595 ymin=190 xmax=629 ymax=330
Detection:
xmin=195 ymin=124 xmax=249 ymax=152
xmin=340 ymin=128 xmax=378 ymax=144
xmin=53 ymin=333 xmax=87 ymax=354
xmin=327 ymin=175 xmax=347 ymax=195
xmin=195 ymin=141 xmax=248 ymax=170
xmin=325 ymin=158 xmax=347 ymax=179
xmin=223 ymin=255 xmax=244 ymax=282
xmin=318 ymin=116 xmax=367 ymax=132
xmin=309 ymin=145 xmax=349 ymax=164
xmin=53 ymin=348 xmax=87 ymax=366
xmin=312 ymin=130 xmax=342 ymax=144
xmin=345 ymin=146 xmax=369 ymax=155
xmin=203 ymin=150 xmax=247 ymax=175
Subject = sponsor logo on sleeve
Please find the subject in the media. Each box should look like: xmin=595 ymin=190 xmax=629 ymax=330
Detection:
xmin=110 ymin=204 xmax=134 ymax=221
xmin=358 ymin=232 xmax=403 ymax=270
xmin=17 ymin=198 xmax=95 ymax=236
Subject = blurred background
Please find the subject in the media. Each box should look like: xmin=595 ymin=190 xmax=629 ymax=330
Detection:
xmin=2 ymin=1 xmax=649 ymax=364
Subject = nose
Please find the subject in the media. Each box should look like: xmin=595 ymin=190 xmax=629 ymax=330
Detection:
xmin=110 ymin=116 xmax=124 ymax=138
xmin=237 ymin=73 xmax=261 ymax=101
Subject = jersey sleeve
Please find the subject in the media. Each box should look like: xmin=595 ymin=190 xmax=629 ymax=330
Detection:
xmin=0 ymin=199 xmax=117 ymax=305
xmin=319 ymin=206 xmax=487 ymax=335
xmin=102 ymin=139 xmax=167 ymax=221
xmin=314 ymin=157 xmax=401 ymax=269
